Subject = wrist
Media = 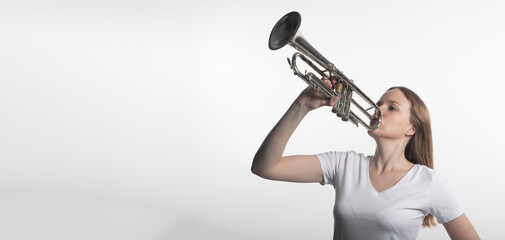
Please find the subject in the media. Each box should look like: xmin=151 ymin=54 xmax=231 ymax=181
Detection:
xmin=293 ymin=97 xmax=311 ymax=115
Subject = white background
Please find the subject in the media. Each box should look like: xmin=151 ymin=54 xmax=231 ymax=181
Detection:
xmin=1 ymin=0 xmax=503 ymax=239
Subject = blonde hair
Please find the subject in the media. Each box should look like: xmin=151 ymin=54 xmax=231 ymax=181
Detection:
xmin=389 ymin=87 xmax=436 ymax=228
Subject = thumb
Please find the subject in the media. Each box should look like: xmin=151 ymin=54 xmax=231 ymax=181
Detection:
xmin=329 ymin=96 xmax=339 ymax=106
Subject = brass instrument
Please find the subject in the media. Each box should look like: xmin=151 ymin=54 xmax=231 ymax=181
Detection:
xmin=269 ymin=11 xmax=381 ymax=131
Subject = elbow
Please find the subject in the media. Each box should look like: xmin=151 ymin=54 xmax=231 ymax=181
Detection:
xmin=251 ymin=153 xmax=280 ymax=180
xmin=251 ymin=166 xmax=260 ymax=177
xmin=251 ymin=157 xmax=269 ymax=179
xmin=251 ymin=167 xmax=267 ymax=179
xmin=251 ymin=154 xmax=261 ymax=176
xmin=250 ymin=160 xmax=262 ymax=177
xmin=250 ymin=163 xmax=256 ymax=174
xmin=251 ymin=167 xmax=269 ymax=179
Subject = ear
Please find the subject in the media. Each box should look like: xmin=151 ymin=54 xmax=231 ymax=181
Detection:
xmin=406 ymin=124 xmax=416 ymax=136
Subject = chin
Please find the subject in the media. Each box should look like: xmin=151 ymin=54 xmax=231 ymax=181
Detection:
xmin=367 ymin=129 xmax=376 ymax=138
xmin=367 ymin=127 xmax=384 ymax=140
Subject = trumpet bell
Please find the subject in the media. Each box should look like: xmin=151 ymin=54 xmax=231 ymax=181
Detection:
xmin=268 ymin=12 xmax=301 ymax=50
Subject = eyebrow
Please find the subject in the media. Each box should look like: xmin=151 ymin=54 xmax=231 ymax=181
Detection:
xmin=377 ymin=100 xmax=400 ymax=105
xmin=377 ymin=100 xmax=401 ymax=106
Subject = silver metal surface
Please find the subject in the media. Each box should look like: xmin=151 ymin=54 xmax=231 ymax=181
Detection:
xmin=269 ymin=11 xmax=382 ymax=131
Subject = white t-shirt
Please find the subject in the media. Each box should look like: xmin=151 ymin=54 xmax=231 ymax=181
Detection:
xmin=317 ymin=150 xmax=464 ymax=240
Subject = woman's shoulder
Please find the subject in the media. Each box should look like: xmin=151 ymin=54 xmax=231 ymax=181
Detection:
xmin=412 ymin=164 xmax=446 ymax=185
xmin=318 ymin=150 xmax=369 ymax=161
xmin=317 ymin=150 xmax=369 ymax=176
xmin=316 ymin=150 xmax=369 ymax=168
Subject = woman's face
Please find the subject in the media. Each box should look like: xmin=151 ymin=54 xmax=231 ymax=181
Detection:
xmin=368 ymin=88 xmax=415 ymax=140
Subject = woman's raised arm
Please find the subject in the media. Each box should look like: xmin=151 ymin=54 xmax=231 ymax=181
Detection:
xmin=251 ymin=79 xmax=338 ymax=183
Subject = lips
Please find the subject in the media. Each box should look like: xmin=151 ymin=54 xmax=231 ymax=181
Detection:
xmin=370 ymin=115 xmax=378 ymax=127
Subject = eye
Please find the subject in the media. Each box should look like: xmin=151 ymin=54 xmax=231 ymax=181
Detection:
xmin=388 ymin=105 xmax=397 ymax=111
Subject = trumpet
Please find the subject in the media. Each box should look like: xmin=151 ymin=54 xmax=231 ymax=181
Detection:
xmin=269 ymin=11 xmax=381 ymax=131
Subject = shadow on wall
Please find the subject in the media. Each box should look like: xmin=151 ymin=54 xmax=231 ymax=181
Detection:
xmin=0 ymin=194 xmax=249 ymax=240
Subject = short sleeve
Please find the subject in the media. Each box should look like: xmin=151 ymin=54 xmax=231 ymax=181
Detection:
xmin=316 ymin=151 xmax=346 ymax=186
xmin=429 ymin=171 xmax=464 ymax=224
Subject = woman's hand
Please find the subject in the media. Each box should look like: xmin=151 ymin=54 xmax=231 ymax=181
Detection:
xmin=295 ymin=77 xmax=339 ymax=112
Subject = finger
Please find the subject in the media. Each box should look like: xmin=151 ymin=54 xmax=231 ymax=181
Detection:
xmin=330 ymin=76 xmax=339 ymax=87
xmin=329 ymin=96 xmax=339 ymax=106
xmin=323 ymin=79 xmax=332 ymax=88
xmin=319 ymin=98 xmax=329 ymax=106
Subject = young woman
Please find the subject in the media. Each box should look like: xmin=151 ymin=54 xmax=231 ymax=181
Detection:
xmin=251 ymin=78 xmax=480 ymax=239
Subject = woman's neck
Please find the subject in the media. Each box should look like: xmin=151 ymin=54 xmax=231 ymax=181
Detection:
xmin=372 ymin=138 xmax=413 ymax=172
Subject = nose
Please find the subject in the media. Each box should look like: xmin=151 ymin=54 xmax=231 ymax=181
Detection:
xmin=377 ymin=104 xmax=388 ymax=115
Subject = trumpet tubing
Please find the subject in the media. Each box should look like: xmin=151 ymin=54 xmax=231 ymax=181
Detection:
xmin=268 ymin=11 xmax=382 ymax=131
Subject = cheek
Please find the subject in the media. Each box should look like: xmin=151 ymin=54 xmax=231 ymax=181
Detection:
xmin=383 ymin=115 xmax=409 ymax=130
xmin=395 ymin=117 xmax=413 ymax=132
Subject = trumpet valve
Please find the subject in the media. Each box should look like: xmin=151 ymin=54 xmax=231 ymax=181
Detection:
xmin=332 ymin=105 xmax=339 ymax=114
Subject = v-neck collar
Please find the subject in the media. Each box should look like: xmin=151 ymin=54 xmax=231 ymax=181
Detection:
xmin=366 ymin=156 xmax=417 ymax=195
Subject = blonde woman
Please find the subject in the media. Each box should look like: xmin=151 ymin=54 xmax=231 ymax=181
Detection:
xmin=252 ymin=78 xmax=480 ymax=239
